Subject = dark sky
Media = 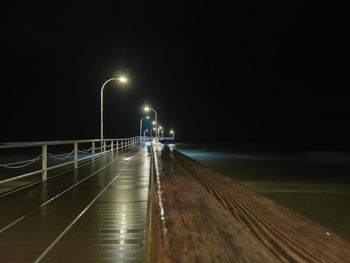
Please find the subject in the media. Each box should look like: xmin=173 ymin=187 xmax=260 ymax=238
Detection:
xmin=1 ymin=1 xmax=350 ymax=149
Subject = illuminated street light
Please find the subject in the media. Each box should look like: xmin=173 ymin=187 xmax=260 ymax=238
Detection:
xmin=170 ymin=130 xmax=175 ymax=140
xmin=144 ymin=106 xmax=158 ymax=137
xmin=100 ymin=76 xmax=128 ymax=141
xmin=118 ymin=76 xmax=127 ymax=83
xmin=140 ymin=116 xmax=150 ymax=141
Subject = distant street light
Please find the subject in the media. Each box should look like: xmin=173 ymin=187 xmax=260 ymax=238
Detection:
xmin=170 ymin=130 xmax=175 ymax=140
xmin=144 ymin=106 xmax=158 ymax=137
xmin=143 ymin=129 xmax=149 ymax=137
xmin=140 ymin=116 xmax=150 ymax=141
xmin=100 ymin=76 xmax=128 ymax=141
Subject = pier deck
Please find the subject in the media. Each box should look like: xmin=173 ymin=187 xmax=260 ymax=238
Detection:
xmin=0 ymin=145 xmax=150 ymax=263
xmin=1 ymin=141 xmax=350 ymax=262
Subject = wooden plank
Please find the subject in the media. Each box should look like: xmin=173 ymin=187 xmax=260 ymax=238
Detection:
xmin=146 ymin=145 xmax=350 ymax=262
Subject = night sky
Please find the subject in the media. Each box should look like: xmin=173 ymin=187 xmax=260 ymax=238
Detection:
xmin=1 ymin=1 xmax=350 ymax=150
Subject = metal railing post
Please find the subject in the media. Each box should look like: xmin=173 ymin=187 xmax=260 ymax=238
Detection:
xmin=92 ymin=141 xmax=95 ymax=161
xmin=74 ymin=143 xmax=78 ymax=169
xmin=116 ymin=140 xmax=119 ymax=153
xmin=111 ymin=141 xmax=114 ymax=154
xmin=42 ymin=144 xmax=47 ymax=181
xmin=103 ymin=140 xmax=106 ymax=155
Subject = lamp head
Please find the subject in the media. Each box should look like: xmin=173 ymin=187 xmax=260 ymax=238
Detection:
xmin=117 ymin=76 xmax=128 ymax=83
xmin=144 ymin=106 xmax=150 ymax=112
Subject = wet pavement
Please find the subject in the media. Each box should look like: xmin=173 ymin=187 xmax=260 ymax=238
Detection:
xmin=0 ymin=145 xmax=150 ymax=263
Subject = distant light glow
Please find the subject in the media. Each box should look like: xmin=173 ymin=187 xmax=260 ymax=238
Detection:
xmin=170 ymin=130 xmax=174 ymax=134
xmin=146 ymin=116 xmax=150 ymax=119
xmin=152 ymin=121 xmax=156 ymax=125
xmin=144 ymin=106 xmax=150 ymax=111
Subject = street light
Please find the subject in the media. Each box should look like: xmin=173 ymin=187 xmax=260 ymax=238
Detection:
xmin=100 ymin=76 xmax=128 ymax=141
xmin=144 ymin=106 xmax=158 ymax=137
xmin=170 ymin=130 xmax=175 ymax=140
xmin=140 ymin=116 xmax=150 ymax=141
xmin=143 ymin=129 xmax=149 ymax=137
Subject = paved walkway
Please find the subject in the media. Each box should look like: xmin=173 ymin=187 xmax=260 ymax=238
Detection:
xmin=0 ymin=145 xmax=150 ymax=263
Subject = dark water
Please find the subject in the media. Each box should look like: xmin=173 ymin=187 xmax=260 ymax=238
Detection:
xmin=175 ymin=143 xmax=350 ymax=240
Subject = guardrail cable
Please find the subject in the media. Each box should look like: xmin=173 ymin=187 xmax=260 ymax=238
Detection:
xmin=47 ymin=151 xmax=74 ymax=160
xmin=78 ymin=147 xmax=93 ymax=154
xmin=0 ymin=155 xmax=42 ymax=169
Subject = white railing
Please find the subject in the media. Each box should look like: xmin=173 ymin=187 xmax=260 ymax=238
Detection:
xmin=0 ymin=136 xmax=141 ymax=185
xmin=142 ymin=136 xmax=174 ymax=141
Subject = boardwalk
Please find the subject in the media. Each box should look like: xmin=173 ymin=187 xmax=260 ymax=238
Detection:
xmin=0 ymin=145 xmax=150 ymax=263
xmin=2 ymin=141 xmax=350 ymax=263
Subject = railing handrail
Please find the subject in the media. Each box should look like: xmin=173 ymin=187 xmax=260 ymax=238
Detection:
xmin=0 ymin=136 xmax=141 ymax=149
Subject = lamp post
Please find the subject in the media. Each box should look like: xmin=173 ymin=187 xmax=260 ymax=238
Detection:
xmin=159 ymin=126 xmax=164 ymax=138
xmin=170 ymin=130 xmax=175 ymax=140
xmin=140 ymin=116 xmax=150 ymax=141
xmin=143 ymin=129 xmax=149 ymax=137
xmin=100 ymin=76 xmax=127 ymax=141
xmin=144 ymin=106 xmax=158 ymax=137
